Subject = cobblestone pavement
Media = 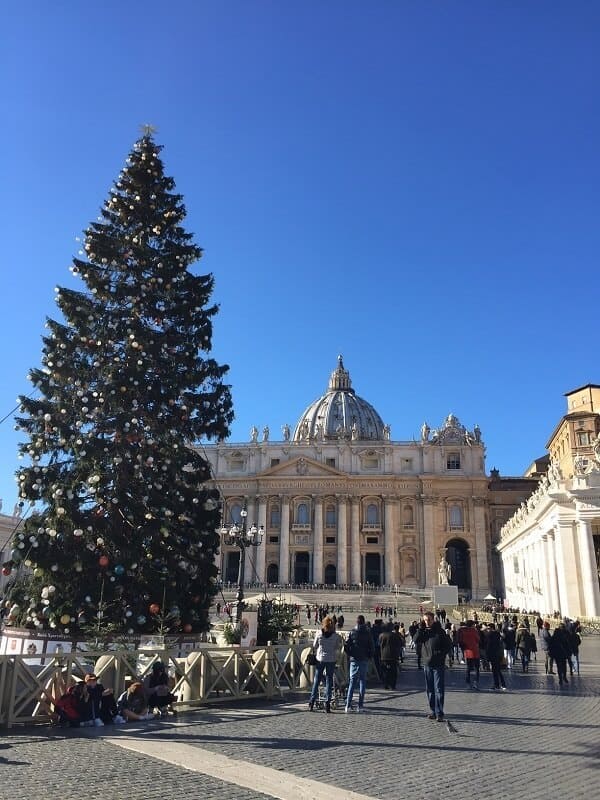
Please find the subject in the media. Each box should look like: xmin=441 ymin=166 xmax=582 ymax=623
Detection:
xmin=3 ymin=636 xmax=599 ymax=800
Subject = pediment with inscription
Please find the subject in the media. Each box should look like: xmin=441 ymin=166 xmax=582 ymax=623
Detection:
xmin=258 ymin=456 xmax=346 ymax=479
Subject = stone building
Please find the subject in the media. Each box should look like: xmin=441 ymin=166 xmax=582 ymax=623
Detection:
xmin=203 ymin=356 xmax=525 ymax=599
xmin=497 ymin=384 xmax=600 ymax=618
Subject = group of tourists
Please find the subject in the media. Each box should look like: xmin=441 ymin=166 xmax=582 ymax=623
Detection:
xmin=50 ymin=661 xmax=177 ymax=728
xmin=306 ymin=603 xmax=344 ymax=624
xmin=307 ymin=609 xmax=585 ymax=721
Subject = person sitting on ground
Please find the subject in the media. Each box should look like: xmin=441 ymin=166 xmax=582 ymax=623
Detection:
xmin=117 ymin=681 xmax=156 ymax=722
xmin=54 ymin=683 xmax=86 ymax=727
xmin=143 ymin=662 xmax=177 ymax=716
xmin=81 ymin=672 xmax=121 ymax=725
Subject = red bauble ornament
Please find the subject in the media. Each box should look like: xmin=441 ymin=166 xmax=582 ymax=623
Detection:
xmin=2 ymin=566 xmax=11 ymax=576
xmin=183 ymin=623 xmax=192 ymax=633
xmin=149 ymin=603 xmax=160 ymax=615
xmin=98 ymin=555 xmax=110 ymax=567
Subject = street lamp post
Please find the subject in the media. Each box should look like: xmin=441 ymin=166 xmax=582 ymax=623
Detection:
xmin=220 ymin=506 xmax=264 ymax=624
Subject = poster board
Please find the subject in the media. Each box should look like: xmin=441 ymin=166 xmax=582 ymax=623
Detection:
xmin=432 ymin=585 xmax=459 ymax=607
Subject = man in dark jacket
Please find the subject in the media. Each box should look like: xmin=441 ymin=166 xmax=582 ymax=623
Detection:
xmin=549 ymin=623 xmax=573 ymax=687
xmin=379 ymin=623 xmax=403 ymax=689
xmin=414 ymin=611 xmax=452 ymax=721
xmin=344 ymin=615 xmax=375 ymax=713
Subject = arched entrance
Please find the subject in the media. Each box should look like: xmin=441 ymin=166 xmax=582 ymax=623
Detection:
xmin=324 ymin=564 xmax=337 ymax=585
xmin=225 ymin=551 xmax=240 ymax=584
xmin=294 ymin=551 xmax=310 ymax=583
xmin=266 ymin=563 xmax=279 ymax=583
xmin=364 ymin=553 xmax=382 ymax=585
xmin=445 ymin=538 xmax=472 ymax=592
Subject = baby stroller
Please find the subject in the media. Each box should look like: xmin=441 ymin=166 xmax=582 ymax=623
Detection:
xmin=315 ymin=668 xmax=346 ymax=711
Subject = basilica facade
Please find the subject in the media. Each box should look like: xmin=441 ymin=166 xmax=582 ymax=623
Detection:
xmin=203 ymin=357 xmax=526 ymax=599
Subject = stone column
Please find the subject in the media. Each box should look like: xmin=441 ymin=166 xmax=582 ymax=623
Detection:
xmin=255 ymin=495 xmax=268 ymax=584
xmin=545 ymin=532 xmax=561 ymax=615
xmin=537 ymin=533 xmax=551 ymax=615
xmin=280 ymin=496 xmax=290 ymax=585
xmin=350 ymin=498 xmax=361 ymax=584
xmin=473 ymin=499 xmax=489 ymax=598
xmin=421 ymin=496 xmax=437 ymax=590
xmin=577 ymin=518 xmax=600 ymax=618
xmin=337 ymin=495 xmax=348 ymax=585
xmin=245 ymin=497 xmax=258 ymax=583
xmin=384 ymin=497 xmax=397 ymax=587
xmin=555 ymin=520 xmax=584 ymax=617
xmin=313 ymin=496 xmax=324 ymax=584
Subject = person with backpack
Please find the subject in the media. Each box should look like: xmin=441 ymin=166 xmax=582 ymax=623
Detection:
xmin=344 ymin=614 xmax=374 ymax=713
xmin=515 ymin=624 xmax=533 ymax=672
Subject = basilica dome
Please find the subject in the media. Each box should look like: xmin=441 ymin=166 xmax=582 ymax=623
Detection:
xmin=293 ymin=356 xmax=387 ymax=442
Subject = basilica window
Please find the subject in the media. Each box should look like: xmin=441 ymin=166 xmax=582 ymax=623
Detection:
xmin=269 ymin=504 xmax=280 ymax=528
xmin=449 ymin=504 xmax=463 ymax=529
xmin=228 ymin=502 xmax=242 ymax=525
xmin=402 ymin=505 xmax=414 ymax=528
xmin=447 ymin=453 xmax=461 ymax=470
xmin=325 ymin=504 xmax=336 ymax=527
xmin=296 ymin=503 xmax=309 ymax=525
xmin=366 ymin=503 xmax=379 ymax=525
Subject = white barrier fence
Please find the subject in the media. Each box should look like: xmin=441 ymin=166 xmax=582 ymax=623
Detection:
xmin=0 ymin=642 xmax=331 ymax=729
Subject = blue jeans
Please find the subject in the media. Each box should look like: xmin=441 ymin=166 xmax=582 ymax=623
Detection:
xmin=423 ymin=666 xmax=445 ymax=716
xmin=309 ymin=661 xmax=336 ymax=703
xmin=345 ymin=659 xmax=368 ymax=709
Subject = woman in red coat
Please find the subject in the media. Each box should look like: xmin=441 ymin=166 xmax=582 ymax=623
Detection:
xmin=458 ymin=620 xmax=481 ymax=689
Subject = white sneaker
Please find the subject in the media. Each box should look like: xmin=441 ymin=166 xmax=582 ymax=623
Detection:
xmin=81 ymin=720 xmax=94 ymax=727
xmin=113 ymin=715 xmax=126 ymax=724
xmin=94 ymin=718 xmax=104 ymax=727
xmin=356 ymin=706 xmax=365 ymax=713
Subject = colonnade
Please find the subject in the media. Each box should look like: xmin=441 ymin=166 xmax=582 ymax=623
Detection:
xmin=501 ymin=516 xmax=600 ymax=618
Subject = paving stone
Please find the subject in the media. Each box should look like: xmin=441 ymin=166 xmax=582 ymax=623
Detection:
xmin=3 ymin=635 xmax=599 ymax=800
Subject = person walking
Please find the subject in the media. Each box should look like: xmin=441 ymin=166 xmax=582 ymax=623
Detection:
xmin=549 ymin=623 xmax=573 ymax=687
xmin=515 ymin=624 xmax=533 ymax=673
xmin=539 ymin=621 xmax=554 ymax=674
xmin=458 ymin=620 xmax=480 ymax=689
xmin=501 ymin=621 xmax=516 ymax=669
xmin=379 ymin=623 xmax=403 ymax=689
xmin=308 ymin=616 xmax=342 ymax=713
xmin=344 ymin=614 xmax=374 ymax=713
xmin=484 ymin=624 xmax=507 ymax=691
xmin=414 ymin=611 xmax=452 ymax=722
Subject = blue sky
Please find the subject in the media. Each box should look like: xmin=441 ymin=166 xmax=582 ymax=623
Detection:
xmin=1 ymin=1 xmax=599 ymax=512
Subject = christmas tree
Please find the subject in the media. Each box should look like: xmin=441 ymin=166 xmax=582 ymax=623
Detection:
xmin=4 ymin=130 xmax=233 ymax=637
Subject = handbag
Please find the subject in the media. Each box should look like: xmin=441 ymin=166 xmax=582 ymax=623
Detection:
xmin=306 ymin=652 xmax=317 ymax=666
